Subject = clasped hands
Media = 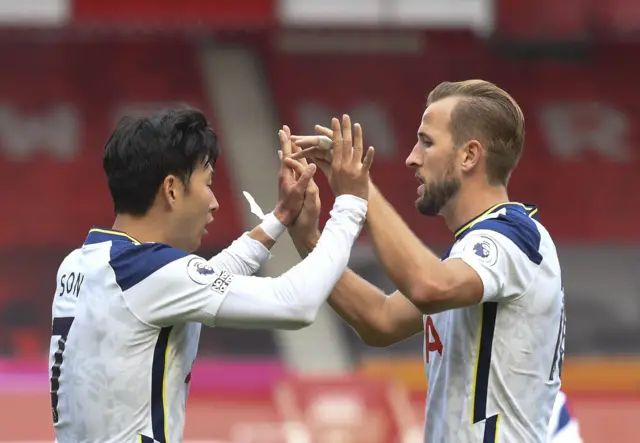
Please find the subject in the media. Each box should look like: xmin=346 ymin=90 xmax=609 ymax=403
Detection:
xmin=273 ymin=115 xmax=375 ymax=249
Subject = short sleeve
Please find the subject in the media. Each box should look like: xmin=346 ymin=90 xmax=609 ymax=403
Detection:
xmin=111 ymin=243 xmax=232 ymax=327
xmin=446 ymin=230 xmax=513 ymax=303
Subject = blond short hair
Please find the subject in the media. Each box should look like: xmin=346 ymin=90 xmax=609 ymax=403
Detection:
xmin=427 ymin=80 xmax=525 ymax=185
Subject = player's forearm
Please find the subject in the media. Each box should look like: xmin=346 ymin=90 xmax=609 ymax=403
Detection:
xmin=326 ymin=271 xmax=401 ymax=346
xmin=290 ymin=233 xmax=417 ymax=346
xmin=289 ymin=228 xmax=318 ymax=259
xmin=247 ymin=225 xmax=277 ymax=250
xmin=208 ymin=214 xmax=284 ymax=276
xmin=246 ymin=209 xmax=290 ymax=251
xmin=215 ymin=195 xmax=367 ymax=330
xmin=208 ymin=233 xmax=269 ymax=276
xmin=366 ymin=183 xmax=449 ymax=310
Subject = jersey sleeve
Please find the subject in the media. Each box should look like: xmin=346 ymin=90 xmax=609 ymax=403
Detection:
xmin=445 ymin=228 xmax=533 ymax=303
xmin=207 ymin=232 xmax=270 ymax=276
xmin=214 ymin=194 xmax=368 ymax=329
xmin=119 ymin=194 xmax=367 ymax=329
xmin=116 ymin=246 xmax=232 ymax=327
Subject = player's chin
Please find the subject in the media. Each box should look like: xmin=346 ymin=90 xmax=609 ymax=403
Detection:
xmin=415 ymin=196 xmax=439 ymax=217
xmin=189 ymin=229 xmax=207 ymax=252
xmin=186 ymin=237 xmax=203 ymax=254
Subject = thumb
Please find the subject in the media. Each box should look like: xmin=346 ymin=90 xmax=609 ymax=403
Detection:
xmin=295 ymin=164 xmax=317 ymax=190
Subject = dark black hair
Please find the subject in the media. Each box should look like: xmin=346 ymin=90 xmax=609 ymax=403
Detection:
xmin=103 ymin=108 xmax=218 ymax=215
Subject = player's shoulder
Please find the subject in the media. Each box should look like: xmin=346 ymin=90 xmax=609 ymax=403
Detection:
xmin=79 ymin=227 xmax=222 ymax=293
xmin=82 ymin=226 xmax=191 ymax=291
xmin=108 ymin=241 xmax=190 ymax=292
xmin=57 ymin=247 xmax=84 ymax=273
xmin=462 ymin=203 xmax=544 ymax=265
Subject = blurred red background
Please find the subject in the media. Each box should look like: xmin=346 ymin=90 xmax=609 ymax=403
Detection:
xmin=0 ymin=1 xmax=638 ymax=442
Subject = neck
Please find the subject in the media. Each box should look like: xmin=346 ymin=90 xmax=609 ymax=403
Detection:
xmin=112 ymin=212 xmax=169 ymax=245
xmin=440 ymin=183 xmax=509 ymax=234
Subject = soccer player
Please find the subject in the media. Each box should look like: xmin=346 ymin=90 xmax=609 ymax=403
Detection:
xmin=289 ymin=80 xmax=566 ymax=442
xmin=49 ymin=109 xmax=374 ymax=443
xmin=548 ymin=391 xmax=583 ymax=443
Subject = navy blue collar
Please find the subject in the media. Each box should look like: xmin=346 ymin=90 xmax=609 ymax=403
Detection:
xmin=454 ymin=202 xmax=538 ymax=240
xmin=84 ymin=227 xmax=140 ymax=246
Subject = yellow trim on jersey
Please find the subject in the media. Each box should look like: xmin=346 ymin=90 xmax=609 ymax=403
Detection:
xmin=470 ymin=306 xmax=484 ymax=423
xmin=454 ymin=202 xmax=536 ymax=239
xmin=162 ymin=329 xmax=173 ymax=443
xmin=88 ymin=228 xmax=141 ymax=245
xmin=138 ymin=436 xmax=142 ymax=443
xmin=454 ymin=202 xmax=516 ymax=238
xmin=495 ymin=414 xmax=501 ymax=442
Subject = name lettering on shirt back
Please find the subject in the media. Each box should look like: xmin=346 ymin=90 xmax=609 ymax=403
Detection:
xmin=58 ymin=272 xmax=84 ymax=297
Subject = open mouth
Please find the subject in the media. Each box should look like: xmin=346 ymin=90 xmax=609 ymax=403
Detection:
xmin=415 ymin=175 xmax=426 ymax=196
xmin=204 ymin=216 xmax=214 ymax=235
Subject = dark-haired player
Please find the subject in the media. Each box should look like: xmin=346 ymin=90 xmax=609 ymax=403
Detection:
xmin=49 ymin=109 xmax=373 ymax=442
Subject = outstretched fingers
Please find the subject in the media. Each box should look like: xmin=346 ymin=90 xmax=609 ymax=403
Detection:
xmin=280 ymin=126 xmax=293 ymax=159
xmin=330 ymin=118 xmax=343 ymax=168
xmin=340 ymin=115 xmax=353 ymax=164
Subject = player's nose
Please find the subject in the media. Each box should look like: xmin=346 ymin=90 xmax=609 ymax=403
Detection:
xmin=405 ymin=144 xmax=423 ymax=168
xmin=209 ymin=193 xmax=219 ymax=212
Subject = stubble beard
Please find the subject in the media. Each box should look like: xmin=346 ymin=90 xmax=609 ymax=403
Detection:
xmin=415 ymin=166 xmax=461 ymax=217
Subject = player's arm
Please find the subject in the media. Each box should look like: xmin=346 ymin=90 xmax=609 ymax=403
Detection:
xmin=289 ymin=128 xmax=488 ymax=315
xmin=208 ymin=122 xmax=323 ymax=277
xmin=367 ymin=185 xmax=533 ymax=312
xmin=122 ymin=195 xmax=367 ymax=330
xmin=208 ymin=161 xmax=313 ymax=276
xmin=291 ymin=232 xmax=423 ymax=346
xmin=328 ymin=273 xmax=424 ymax=346
xmin=365 ymin=183 xmax=487 ymax=314
xmin=207 ymin=214 xmax=286 ymax=276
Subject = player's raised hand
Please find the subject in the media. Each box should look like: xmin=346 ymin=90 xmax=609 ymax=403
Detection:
xmin=274 ymin=126 xmax=317 ymax=226
xmin=290 ymin=130 xmax=333 ymax=175
xmin=287 ymin=144 xmax=322 ymax=256
xmin=283 ymin=126 xmax=321 ymax=231
xmin=317 ymin=115 xmax=374 ymax=200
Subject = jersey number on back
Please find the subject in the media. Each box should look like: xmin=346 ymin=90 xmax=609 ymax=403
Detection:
xmin=425 ymin=316 xmax=443 ymax=363
xmin=50 ymin=317 xmax=74 ymax=424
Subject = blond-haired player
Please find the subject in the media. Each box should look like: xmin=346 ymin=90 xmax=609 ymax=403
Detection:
xmin=290 ymin=81 xmax=565 ymax=443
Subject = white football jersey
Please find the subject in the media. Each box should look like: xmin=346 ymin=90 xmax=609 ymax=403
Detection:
xmin=423 ymin=202 xmax=565 ymax=443
xmin=49 ymin=195 xmax=368 ymax=443
xmin=548 ymin=391 xmax=582 ymax=443
xmin=49 ymin=228 xmax=263 ymax=443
